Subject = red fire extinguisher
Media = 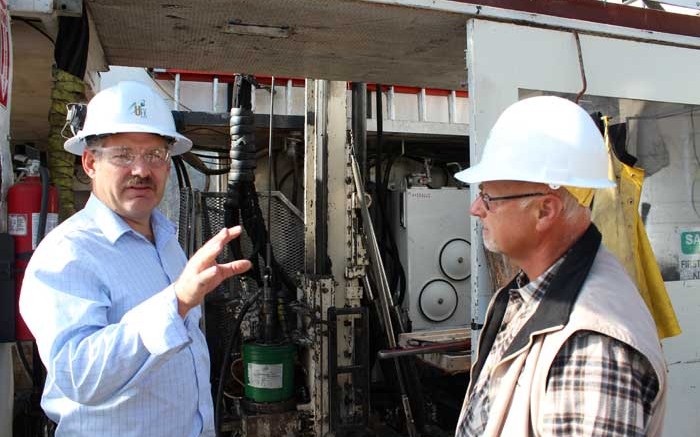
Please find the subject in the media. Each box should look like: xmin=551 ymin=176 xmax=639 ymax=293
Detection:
xmin=8 ymin=159 xmax=59 ymax=341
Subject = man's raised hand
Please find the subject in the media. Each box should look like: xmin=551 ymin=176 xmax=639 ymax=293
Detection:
xmin=174 ymin=226 xmax=252 ymax=317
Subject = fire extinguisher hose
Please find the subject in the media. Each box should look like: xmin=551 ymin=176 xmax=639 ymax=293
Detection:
xmin=37 ymin=166 xmax=50 ymax=243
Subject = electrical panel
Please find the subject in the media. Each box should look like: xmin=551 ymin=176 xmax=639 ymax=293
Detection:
xmin=393 ymin=187 xmax=471 ymax=331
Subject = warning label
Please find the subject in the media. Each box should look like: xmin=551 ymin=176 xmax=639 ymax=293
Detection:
xmin=31 ymin=212 xmax=58 ymax=249
xmin=8 ymin=214 xmax=27 ymax=236
xmin=247 ymin=363 xmax=283 ymax=389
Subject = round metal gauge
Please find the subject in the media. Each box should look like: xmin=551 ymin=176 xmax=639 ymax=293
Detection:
xmin=419 ymin=279 xmax=458 ymax=322
xmin=439 ymin=238 xmax=471 ymax=281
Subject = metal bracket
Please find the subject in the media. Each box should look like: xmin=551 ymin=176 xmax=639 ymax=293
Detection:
xmin=345 ymin=148 xmax=369 ymax=280
xmin=328 ymin=306 xmax=370 ymax=435
xmin=9 ymin=0 xmax=82 ymax=17
xmin=9 ymin=0 xmax=53 ymax=15
xmin=55 ymin=0 xmax=81 ymax=16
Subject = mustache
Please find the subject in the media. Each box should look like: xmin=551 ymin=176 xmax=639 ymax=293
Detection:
xmin=124 ymin=176 xmax=155 ymax=189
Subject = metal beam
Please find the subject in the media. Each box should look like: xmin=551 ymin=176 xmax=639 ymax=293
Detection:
xmin=303 ymin=80 xmax=329 ymax=275
xmin=378 ymin=0 xmax=700 ymax=39
xmin=351 ymin=82 xmax=367 ymax=181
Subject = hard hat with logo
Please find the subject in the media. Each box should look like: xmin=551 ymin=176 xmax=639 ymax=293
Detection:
xmin=64 ymin=81 xmax=192 ymax=156
xmin=454 ymin=96 xmax=615 ymax=189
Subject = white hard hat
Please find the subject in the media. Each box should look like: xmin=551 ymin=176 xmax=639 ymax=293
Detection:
xmin=455 ymin=96 xmax=615 ymax=189
xmin=64 ymin=81 xmax=193 ymax=156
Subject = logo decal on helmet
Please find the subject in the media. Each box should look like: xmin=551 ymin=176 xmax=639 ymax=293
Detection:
xmin=63 ymin=81 xmax=192 ymax=156
xmin=129 ymin=100 xmax=147 ymax=118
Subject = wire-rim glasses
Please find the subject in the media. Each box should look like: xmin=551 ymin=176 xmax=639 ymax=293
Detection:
xmin=479 ymin=191 xmax=547 ymax=211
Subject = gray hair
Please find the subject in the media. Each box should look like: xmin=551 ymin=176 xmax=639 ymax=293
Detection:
xmin=85 ymin=136 xmax=105 ymax=151
xmin=519 ymin=184 xmax=590 ymax=222
xmin=558 ymin=188 xmax=589 ymax=221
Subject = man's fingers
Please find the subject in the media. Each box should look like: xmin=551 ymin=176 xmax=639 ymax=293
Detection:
xmin=191 ymin=260 xmax=253 ymax=295
xmin=222 ymin=259 xmax=253 ymax=277
xmin=189 ymin=226 xmax=243 ymax=266
xmin=197 ymin=265 xmax=220 ymax=285
xmin=176 ymin=246 xmax=251 ymax=318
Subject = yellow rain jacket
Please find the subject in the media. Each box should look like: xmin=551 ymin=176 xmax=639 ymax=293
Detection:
xmin=566 ymin=118 xmax=681 ymax=339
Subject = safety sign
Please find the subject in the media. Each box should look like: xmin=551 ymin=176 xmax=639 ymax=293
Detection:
xmin=679 ymin=228 xmax=700 ymax=280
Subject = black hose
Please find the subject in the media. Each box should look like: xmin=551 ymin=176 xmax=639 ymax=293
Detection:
xmin=224 ymin=74 xmax=297 ymax=343
xmin=291 ymin=159 xmax=299 ymax=207
xmin=375 ymin=155 xmax=406 ymax=305
xmin=37 ymin=166 xmax=50 ymax=243
xmin=173 ymin=156 xmax=191 ymax=189
xmin=278 ymin=169 xmax=294 ymax=190
xmin=172 ymin=157 xmax=184 ymax=190
xmin=214 ymin=291 xmax=262 ymax=437
xmin=225 ymin=76 xmax=257 ymax=282
xmin=227 ymin=83 xmax=234 ymax=112
xmin=179 ymin=152 xmax=231 ymax=176
xmin=374 ymin=84 xmax=384 ymax=245
xmin=181 ymin=159 xmax=191 ymax=188
xmin=277 ymin=166 xmax=302 ymax=208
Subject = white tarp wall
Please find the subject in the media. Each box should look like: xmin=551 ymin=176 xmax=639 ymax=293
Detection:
xmin=466 ymin=18 xmax=700 ymax=435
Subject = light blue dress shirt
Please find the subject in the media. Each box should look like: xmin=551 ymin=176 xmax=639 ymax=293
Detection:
xmin=19 ymin=195 xmax=215 ymax=437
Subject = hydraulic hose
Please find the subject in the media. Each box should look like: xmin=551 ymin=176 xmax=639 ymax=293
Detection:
xmin=224 ymin=76 xmax=298 ymax=339
xmin=214 ymin=291 xmax=262 ymax=437
xmin=172 ymin=156 xmax=191 ymax=189
xmin=224 ymin=76 xmax=259 ymax=283
xmin=172 ymin=156 xmax=184 ymax=189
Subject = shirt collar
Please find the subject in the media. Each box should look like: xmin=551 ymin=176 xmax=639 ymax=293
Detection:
xmin=151 ymin=207 xmax=177 ymax=250
xmin=512 ymin=255 xmax=567 ymax=305
xmin=84 ymin=194 xmax=176 ymax=245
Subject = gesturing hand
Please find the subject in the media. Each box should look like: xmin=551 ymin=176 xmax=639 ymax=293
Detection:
xmin=174 ymin=226 xmax=252 ymax=317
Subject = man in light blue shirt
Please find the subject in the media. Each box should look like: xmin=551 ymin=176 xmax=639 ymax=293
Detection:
xmin=19 ymin=81 xmax=251 ymax=437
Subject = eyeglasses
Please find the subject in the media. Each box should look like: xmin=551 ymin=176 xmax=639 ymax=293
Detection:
xmin=478 ymin=191 xmax=547 ymax=211
xmin=91 ymin=146 xmax=171 ymax=168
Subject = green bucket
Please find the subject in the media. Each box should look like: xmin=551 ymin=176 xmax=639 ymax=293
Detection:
xmin=242 ymin=342 xmax=296 ymax=403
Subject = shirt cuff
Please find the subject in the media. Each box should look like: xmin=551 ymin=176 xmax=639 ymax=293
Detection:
xmin=121 ymin=285 xmax=191 ymax=355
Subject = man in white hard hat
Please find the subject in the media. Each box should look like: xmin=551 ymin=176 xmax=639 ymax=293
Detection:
xmin=454 ymin=96 xmax=667 ymax=437
xmin=19 ymin=81 xmax=251 ymax=437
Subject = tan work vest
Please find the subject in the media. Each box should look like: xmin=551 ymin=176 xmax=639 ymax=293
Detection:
xmin=458 ymin=228 xmax=667 ymax=437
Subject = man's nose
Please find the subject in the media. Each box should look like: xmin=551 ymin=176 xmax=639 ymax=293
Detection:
xmin=470 ymin=195 xmax=486 ymax=217
xmin=129 ymin=155 xmax=152 ymax=176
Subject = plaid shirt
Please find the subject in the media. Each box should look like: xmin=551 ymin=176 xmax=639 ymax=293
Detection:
xmin=457 ymin=258 xmax=659 ymax=437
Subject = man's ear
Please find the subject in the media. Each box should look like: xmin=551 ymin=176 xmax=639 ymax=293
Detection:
xmin=535 ymin=194 xmax=563 ymax=231
xmin=82 ymin=149 xmax=96 ymax=179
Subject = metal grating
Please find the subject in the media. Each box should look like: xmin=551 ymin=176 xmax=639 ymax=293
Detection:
xmin=178 ymin=189 xmax=305 ymax=393
xmin=178 ymin=189 xmax=305 ymax=298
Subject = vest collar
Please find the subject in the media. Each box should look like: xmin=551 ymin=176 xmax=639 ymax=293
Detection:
xmin=471 ymin=224 xmax=602 ymax=385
